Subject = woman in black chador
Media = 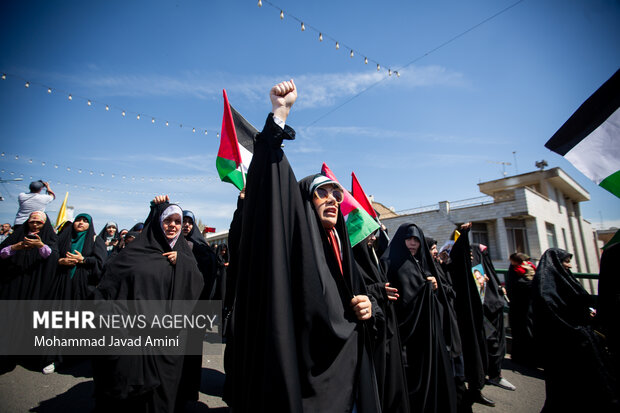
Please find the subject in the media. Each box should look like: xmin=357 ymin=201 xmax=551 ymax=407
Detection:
xmin=471 ymin=243 xmax=514 ymax=390
xmin=93 ymin=196 xmax=204 ymax=413
xmin=227 ymin=80 xmax=380 ymax=413
xmin=381 ymin=223 xmax=457 ymax=413
xmin=353 ymin=232 xmax=410 ymax=413
xmin=212 ymin=243 xmax=228 ymax=300
xmin=51 ymin=213 xmax=106 ymax=301
xmin=533 ymin=248 xmax=619 ymax=412
xmin=0 ymin=211 xmax=58 ymax=374
xmin=0 ymin=211 xmax=58 ymax=300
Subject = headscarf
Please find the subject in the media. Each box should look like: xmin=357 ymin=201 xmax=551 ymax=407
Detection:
xmin=70 ymin=213 xmax=92 ymax=260
xmin=27 ymin=211 xmax=47 ymax=224
xmin=160 ymin=205 xmax=183 ymax=248
xmin=533 ymin=248 xmax=589 ymax=329
xmin=98 ymin=221 xmax=119 ymax=241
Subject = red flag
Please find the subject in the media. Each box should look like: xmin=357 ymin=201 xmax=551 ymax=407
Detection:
xmin=220 ymin=89 xmax=243 ymax=167
xmin=351 ymin=172 xmax=377 ymax=219
xmin=203 ymin=227 xmax=216 ymax=233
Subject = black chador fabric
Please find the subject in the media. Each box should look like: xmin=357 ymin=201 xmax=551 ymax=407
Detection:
xmin=353 ymin=238 xmax=409 ymax=413
xmin=93 ymin=202 xmax=204 ymax=413
xmin=381 ymin=223 xmax=456 ymax=413
xmin=51 ymin=215 xmax=106 ymax=301
xmin=222 ymin=194 xmax=243 ymax=406
xmin=376 ymin=228 xmax=390 ymax=260
xmin=0 ymin=215 xmax=59 ymax=300
xmin=505 ymin=262 xmax=536 ymax=366
xmin=212 ymin=243 xmax=228 ymax=300
xmin=447 ymin=228 xmax=487 ymax=393
xmin=183 ymin=213 xmax=217 ymax=301
xmin=471 ymin=244 xmax=506 ymax=379
xmin=0 ymin=215 xmax=59 ymax=374
xmin=178 ymin=211 xmax=218 ymax=403
xmin=428 ymin=244 xmax=462 ymax=360
xmin=533 ymin=248 xmax=619 ymax=412
xmin=228 ymin=114 xmax=380 ymax=413
xmin=598 ymin=243 xmax=620 ymax=380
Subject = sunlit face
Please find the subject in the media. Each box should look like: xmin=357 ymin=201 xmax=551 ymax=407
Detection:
xmin=74 ymin=217 xmax=90 ymax=232
xmin=429 ymin=244 xmax=438 ymax=259
xmin=162 ymin=214 xmax=182 ymax=240
xmin=562 ymin=257 xmax=572 ymax=271
xmin=312 ymin=184 xmax=340 ymax=230
xmin=1 ymin=224 xmax=10 ymax=233
xmin=405 ymin=237 xmax=420 ymax=256
xmin=28 ymin=220 xmax=44 ymax=234
xmin=182 ymin=216 xmax=194 ymax=236
xmin=106 ymin=226 xmax=117 ymax=236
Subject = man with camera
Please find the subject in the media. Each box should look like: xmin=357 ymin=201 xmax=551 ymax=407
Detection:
xmin=14 ymin=180 xmax=56 ymax=228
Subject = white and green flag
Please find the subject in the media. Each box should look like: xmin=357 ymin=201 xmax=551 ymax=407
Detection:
xmin=545 ymin=69 xmax=620 ymax=198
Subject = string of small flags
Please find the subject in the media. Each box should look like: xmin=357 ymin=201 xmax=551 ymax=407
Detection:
xmin=0 ymin=151 xmax=219 ymax=184
xmin=0 ymin=73 xmax=221 ymax=138
xmin=257 ymin=0 xmax=400 ymax=78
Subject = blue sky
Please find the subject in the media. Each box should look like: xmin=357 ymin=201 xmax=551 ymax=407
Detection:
xmin=1 ymin=0 xmax=619 ymax=236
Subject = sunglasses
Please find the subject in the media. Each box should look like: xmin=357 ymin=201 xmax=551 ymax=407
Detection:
xmin=314 ymin=186 xmax=344 ymax=204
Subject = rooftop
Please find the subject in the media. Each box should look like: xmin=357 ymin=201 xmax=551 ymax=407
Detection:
xmin=478 ymin=167 xmax=590 ymax=202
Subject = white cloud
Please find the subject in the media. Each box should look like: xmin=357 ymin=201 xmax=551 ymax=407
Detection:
xmin=49 ymin=65 xmax=466 ymax=110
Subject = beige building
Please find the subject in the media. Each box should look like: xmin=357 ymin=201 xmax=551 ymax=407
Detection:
xmin=380 ymin=167 xmax=600 ymax=276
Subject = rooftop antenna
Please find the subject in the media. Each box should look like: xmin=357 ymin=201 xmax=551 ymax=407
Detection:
xmin=512 ymin=151 xmax=518 ymax=174
xmin=535 ymin=160 xmax=548 ymax=171
xmin=487 ymin=160 xmax=512 ymax=177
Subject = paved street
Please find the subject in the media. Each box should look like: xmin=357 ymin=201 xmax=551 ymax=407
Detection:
xmin=0 ymin=346 xmax=545 ymax=412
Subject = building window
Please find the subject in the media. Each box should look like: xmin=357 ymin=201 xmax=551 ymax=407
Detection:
xmin=471 ymin=222 xmax=489 ymax=247
xmin=546 ymin=222 xmax=558 ymax=248
xmin=562 ymin=228 xmax=569 ymax=250
xmin=505 ymin=219 xmax=529 ymax=255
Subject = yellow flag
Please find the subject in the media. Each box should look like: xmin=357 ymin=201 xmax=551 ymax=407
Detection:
xmin=453 ymin=229 xmax=461 ymax=241
xmin=55 ymin=192 xmax=69 ymax=230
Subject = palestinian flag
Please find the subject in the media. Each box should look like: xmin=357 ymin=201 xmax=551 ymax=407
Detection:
xmin=351 ymin=172 xmax=378 ymax=219
xmin=321 ymin=163 xmax=379 ymax=247
xmin=217 ymin=89 xmax=258 ymax=191
xmin=545 ymin=69 xmax=620 ymax=198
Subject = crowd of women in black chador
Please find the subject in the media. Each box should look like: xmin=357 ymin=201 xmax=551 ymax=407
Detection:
xmin=3 ymin=79 xmax=620 ymax=413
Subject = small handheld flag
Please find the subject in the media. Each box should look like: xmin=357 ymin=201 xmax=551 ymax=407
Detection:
xmin=321 ymin=163 xmax=379 ymax=247
xmin=217 ymin=89 xmax=258 ymax=190
xmin=55 ymin=192 xmax=69 ymax=230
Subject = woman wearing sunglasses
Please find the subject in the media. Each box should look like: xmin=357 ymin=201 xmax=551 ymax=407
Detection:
xmin=226 ymin=80 xmax=381 ymax=413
